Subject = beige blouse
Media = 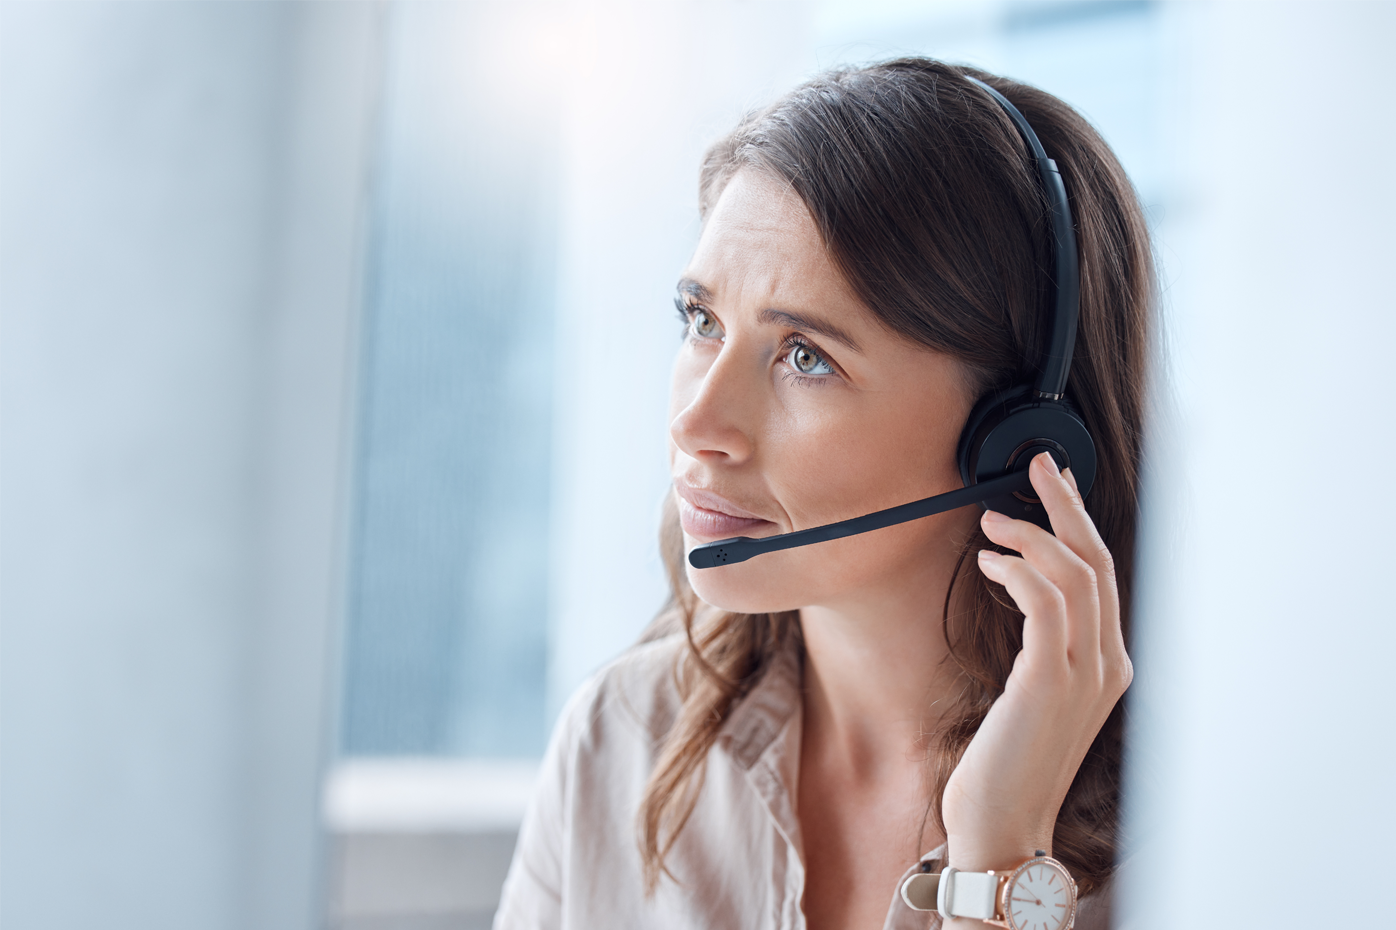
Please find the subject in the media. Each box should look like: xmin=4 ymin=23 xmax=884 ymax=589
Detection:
xmin=493 ymin=633 xmax=1111 ymax=930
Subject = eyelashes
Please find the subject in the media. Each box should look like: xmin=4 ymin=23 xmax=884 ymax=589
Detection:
xmin=778 ymin=335 xmax=835 ymax=385
xmin=675 ymin=299 xmax=837 ymax=386
xmin=676 ymin=299 xmax=723 ymax=341
xmin=781 ymin=335 xmax=834 ymax=379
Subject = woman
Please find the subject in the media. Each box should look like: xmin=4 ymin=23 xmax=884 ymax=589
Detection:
xmin=496 ymin=58 xmax=1150 ymax=930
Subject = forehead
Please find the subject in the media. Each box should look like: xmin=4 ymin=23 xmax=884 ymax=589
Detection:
xmin=683 ymin=170 xmax=867 ymax=319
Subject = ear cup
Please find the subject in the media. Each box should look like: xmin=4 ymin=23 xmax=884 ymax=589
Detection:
xmin=957 ymin=385 xmax=1097 ymax=532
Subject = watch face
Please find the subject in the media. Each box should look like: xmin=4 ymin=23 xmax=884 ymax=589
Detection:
xmin=1004 ymin=859 xmax=1075 ymax=930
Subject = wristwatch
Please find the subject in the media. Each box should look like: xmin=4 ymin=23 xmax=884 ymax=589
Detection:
xmin=899 ymin=850 xmax=1077 ymax=929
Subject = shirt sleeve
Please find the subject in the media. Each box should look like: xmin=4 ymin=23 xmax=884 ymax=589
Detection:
xmin=492 ymin=679 xmax=596 ymax=930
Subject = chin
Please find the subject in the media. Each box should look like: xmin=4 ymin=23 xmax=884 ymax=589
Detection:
xmin=685 ymin=562 xmax=801 ymax=614
xmin=681 ymin=535 xmax=840 ymax=614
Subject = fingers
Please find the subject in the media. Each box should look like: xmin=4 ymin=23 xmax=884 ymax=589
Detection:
xmin=978 ymin=453 xmax=1119 ymax=667
xmin=976 ymin=550 xmax=1068 ymax=676
xmin=1055 ymin=463 xmax=1125 ymax=659
xmin=1031 ymin=453 xmax=1116 ymax=603
xmin=980 ymin=491 xmax=1101 ymax=664
xmin=1039 ymin=457 xmax=1126 ymax=664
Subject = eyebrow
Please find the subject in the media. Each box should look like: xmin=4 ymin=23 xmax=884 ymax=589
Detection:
xmin=676 ymin=277 xmax=864 ymax=354
xmin=676 ymin=278 xmax=713 ymax=303
xmin=758 ymin=308 xmax=863 ymax=353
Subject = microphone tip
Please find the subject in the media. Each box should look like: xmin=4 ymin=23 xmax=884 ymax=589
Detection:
xmin=688 ymin=540 xmax=742 ymax=569
xmin=688 ymin=547 xmax=724 ymax=569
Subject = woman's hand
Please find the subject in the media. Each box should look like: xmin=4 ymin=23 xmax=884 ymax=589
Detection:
xmin=940 ymin=451 xmax=1132 ymax=886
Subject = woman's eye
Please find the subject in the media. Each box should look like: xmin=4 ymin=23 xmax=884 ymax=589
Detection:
xmin=689 ymin=308 xmax=723 ymax=340
xmin=786 ymin=343 xmax=833 ymax=376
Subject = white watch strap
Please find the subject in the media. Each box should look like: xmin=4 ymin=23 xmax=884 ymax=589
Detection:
xmin=898 ymin=866 xmax=999 ymax=920
xmin=939 ymin=867 xmax=999 ymax=920
xmin=899 ymin=870 xmax=939 ymax=911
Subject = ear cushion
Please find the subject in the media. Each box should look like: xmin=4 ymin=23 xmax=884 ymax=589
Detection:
xmin=957 ymin=385 xmax=1097 ymax=532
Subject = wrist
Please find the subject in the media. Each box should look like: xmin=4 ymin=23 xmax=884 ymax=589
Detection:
xmin=944 ymin=834 xmax=1052 ymax=873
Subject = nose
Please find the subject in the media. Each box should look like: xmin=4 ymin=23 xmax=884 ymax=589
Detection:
xmin=669 ymin=342 xmax=758 ymax=465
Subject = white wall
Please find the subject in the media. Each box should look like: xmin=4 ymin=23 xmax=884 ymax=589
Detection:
xmin=0 ymin=4 xmax=380 ymax=928
xmin=1121 ymin=3 xmax=1396 ymax=927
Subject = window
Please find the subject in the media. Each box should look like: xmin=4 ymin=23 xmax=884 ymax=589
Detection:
xmin=341 ymin=2 xmax=560 ymax=759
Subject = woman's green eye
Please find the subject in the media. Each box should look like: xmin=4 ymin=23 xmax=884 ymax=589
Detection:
xmin=787 ymin=344 xmax=833 ymax=375
xmin=691 ymin=309 xmax=721 ymax=339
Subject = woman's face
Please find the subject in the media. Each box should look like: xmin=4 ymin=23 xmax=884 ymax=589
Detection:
xmin=670 ymin=170 xmax=981 ymax=614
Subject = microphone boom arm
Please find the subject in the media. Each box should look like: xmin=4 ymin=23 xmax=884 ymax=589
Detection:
xmin=687 ymin=470 xmax=1035 ymax=569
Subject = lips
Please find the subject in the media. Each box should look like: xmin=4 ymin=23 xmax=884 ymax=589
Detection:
xmin=673 ymin=481 xmax=776 ymax=541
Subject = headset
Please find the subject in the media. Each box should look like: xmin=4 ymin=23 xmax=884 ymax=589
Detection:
xmin=688 ymin=76 xmax=1097 ymax=570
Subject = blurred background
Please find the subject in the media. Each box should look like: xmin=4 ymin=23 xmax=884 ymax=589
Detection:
xmin=1 ymin=2 xmax=1391 ymax=929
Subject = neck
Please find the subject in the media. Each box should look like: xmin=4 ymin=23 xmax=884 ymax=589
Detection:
xmin=798 ymin=539 xmax=971 ymax=781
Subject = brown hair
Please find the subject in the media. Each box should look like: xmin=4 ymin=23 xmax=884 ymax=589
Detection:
xmin=639 ymin=58 xmax=1153 ymax=897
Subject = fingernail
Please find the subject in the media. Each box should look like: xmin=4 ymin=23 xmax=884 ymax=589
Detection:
xmin=1062 ymin=466 xmax=1079 ymax=494
xmin=981 ymin=509 xmax=1010 ymax=523
xmin=1036 ymin=451 xmax=1060 ymax=477
xmin=977 ymin=549 xmax=1000 ymax=562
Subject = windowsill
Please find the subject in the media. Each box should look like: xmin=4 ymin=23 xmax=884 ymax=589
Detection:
xmin=324 ymin=757 xmax=541 ymax=834
xmin=323 ymin=758 xmax=542 ymax=928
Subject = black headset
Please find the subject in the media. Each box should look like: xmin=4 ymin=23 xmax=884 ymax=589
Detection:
xmin=688 ymin=75 xmax=1096 ymax=569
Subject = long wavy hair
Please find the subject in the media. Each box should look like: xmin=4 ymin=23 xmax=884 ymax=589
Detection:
xmin=638 ymin=59 xmax=1154 ymax=897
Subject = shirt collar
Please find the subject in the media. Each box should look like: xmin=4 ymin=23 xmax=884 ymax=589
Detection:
xmin=715 ymin=635 xmax=805 ymax=862
xmin=717 ymin=635 xmax=803 ymax=771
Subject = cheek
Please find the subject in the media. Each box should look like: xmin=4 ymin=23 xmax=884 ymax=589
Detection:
xmin=767 ymin=398 xmax=964 ymax=527
xmin=684 ymin=398 xmax=973 ymax=613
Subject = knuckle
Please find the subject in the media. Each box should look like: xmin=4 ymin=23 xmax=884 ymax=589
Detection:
xmin=1020 ymin=650 xmax=1070 ymax=687
xmin=992 ymin=554 xmax=1023 ymax=580
xmin=1108 ymin=655 xmax=1134 ymax=693
xmin=1067 ymin=482 xmax=1087 ymax=510
xmin=1072 ymin=559 xmax=1097 ymax=588
xmin=1095 ymin=543 xmax=1116 ymax=575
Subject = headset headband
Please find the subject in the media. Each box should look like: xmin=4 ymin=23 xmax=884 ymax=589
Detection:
xmin=963 ymin=76 xmax=1080 ymax=401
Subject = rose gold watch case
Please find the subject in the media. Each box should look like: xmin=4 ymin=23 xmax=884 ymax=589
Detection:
xmin=983 ymin=855 xmax=1078 ymax=930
